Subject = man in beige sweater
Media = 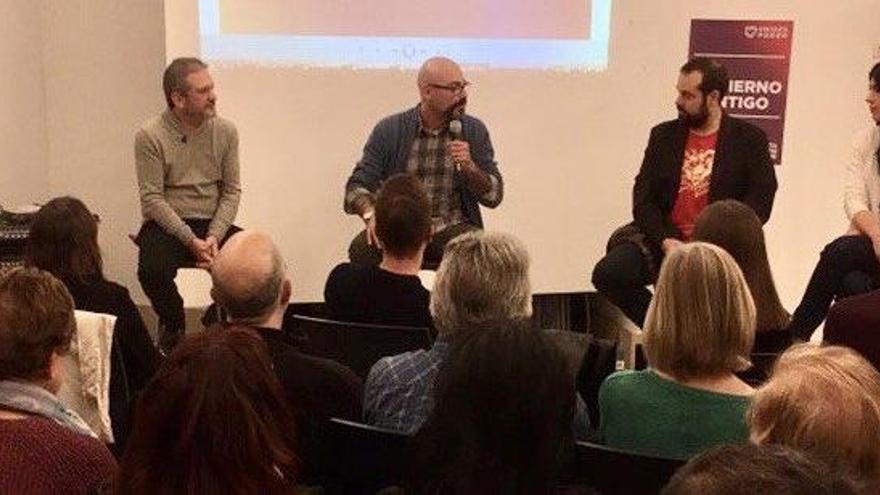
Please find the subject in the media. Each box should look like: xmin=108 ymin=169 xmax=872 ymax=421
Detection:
xmin=134 ymin=57 xmax=241 ymax=353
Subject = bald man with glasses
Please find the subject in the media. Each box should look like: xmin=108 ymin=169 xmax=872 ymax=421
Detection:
xmin=343 ymin=56 xmax=503 ymax=267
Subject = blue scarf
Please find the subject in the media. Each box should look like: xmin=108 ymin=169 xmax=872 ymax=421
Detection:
xmin=0 ymin=380 xmax=96 ymax=438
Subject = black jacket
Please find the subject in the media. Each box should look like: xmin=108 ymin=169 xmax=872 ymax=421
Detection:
xmin=632 ymin=115 xmax=778 ymax=249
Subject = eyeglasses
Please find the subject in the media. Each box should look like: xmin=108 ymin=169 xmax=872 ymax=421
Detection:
xmin=428 ymin=81 xmax=470 ymax=94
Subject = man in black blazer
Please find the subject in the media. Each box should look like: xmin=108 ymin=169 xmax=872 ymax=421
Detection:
xmin=592 ymin=58 xmax=777 ymax=327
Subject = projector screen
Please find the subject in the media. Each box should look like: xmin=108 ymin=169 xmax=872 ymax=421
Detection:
xmin=198 ymin=0 xmax=611 ymax=70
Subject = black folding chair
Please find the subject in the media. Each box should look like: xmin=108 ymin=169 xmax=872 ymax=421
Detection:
xmin=315 ymin=418 xmax=411 ymax=494
xmin=571 ymin=440 xmax=685 ymax=495
xmin=290 ymin=315 xmax=432 ymax=378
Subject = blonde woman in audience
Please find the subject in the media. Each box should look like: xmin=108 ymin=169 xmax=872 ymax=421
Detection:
xmin=599 ymin=242 xmax=756 ymax=460
xmin=749 ymin=344 xmax=880 ymax=493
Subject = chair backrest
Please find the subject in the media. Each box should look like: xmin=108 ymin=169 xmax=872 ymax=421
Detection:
xmin=571 ymin=441 xmax=685 ymax=495
xmin=575 ymin=335 xmax=618 ymax=427
xmin=57 ymin=310 xmax=116 ymax=443
xmin=291 ymin=315 xmax=432 ymax=378
xmin=316 ymin=418 xmax=411 ymax=494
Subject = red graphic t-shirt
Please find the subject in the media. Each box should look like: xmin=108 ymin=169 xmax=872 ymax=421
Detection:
xmin=669 ymin=131 xmax=718 ymax=240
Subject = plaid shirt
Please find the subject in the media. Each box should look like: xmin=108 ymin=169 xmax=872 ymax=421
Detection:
xmin=405 ymin=126 xmax=465 ymax=232
xmin=363 ymin=337 xmax=452 ymax=433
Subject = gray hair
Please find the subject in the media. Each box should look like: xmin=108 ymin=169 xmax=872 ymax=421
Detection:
xmin=430 ymin=231 xmax=532 ymax=335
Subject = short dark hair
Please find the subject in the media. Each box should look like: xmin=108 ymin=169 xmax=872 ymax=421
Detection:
xmin=115 ymin=325 xmax=299 ymax=493
xmin=681 ymin=57 xmax=729 ymax=99
xmin=375 ymin=173 xmax=431 ymax=258
xmin=410 ymin=319 xmax=575 ymax=494
xmin=163 ymin=57 xmax=208 ymax=109
xmin=870 ymin=62 xmax=880 ymax=88
xmin=0 ymin=267 xmax=75 ymax=382
xmin=26 ymin=196 xmax=103 ymax=284
xmin=662 ymin=443 xmax=857 ymax=495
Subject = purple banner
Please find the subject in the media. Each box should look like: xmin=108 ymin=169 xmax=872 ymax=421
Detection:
xmin=689 ymin=20 xmax=793 ymax=165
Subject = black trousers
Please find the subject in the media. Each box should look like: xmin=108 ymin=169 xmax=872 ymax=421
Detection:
xmin=348 ymin=222 xmax=479 ymax=268
xmin=591 ymin=242 xmax=658 ymax=328
xmin=788 ymin=234 xmax=880 ymax=341
xmin=136 ymin=220 xmax=240 ymax=333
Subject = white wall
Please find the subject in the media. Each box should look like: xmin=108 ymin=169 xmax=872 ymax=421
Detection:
xmin=165 ymin=0 xmax=880 ymax=306
xmin=0 ymin=0 xmax=48 ymax=207
xmin=41 ymin=0 xmax=166 ymax=296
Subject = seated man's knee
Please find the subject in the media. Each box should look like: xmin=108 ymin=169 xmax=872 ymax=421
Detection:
xmin=821 ymin=235 xmax=867 ymax=261
xmin=137 ymin=255 xmax=176 ymax=286
xmin=839 ymin=270 xmax=875 ymax=299
xmin=592 ymin=246 xmax=644 ymax=290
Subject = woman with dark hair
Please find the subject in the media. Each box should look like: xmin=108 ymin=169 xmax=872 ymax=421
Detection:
xmin=409 ymin=320 xmax=576 ymax=494
xmin=113 ymin=326 xmax=299 ymax=494
xmin=692 ymin=199 xmax=791 ymax=353
xmin=786 ymin=62 xmax=880 ymax=341
xmin=25 ymin=196 xmax=158 ymax=453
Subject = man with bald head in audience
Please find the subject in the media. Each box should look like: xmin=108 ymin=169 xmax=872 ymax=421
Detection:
xmin=210 ymin=230 xmax=362 ymax=421
xmin=344 ymin=56 xmax=503 ymax=266
xmin=211 ymin=231 xmax=363 ymax=483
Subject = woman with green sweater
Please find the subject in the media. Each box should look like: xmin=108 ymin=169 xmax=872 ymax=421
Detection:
xmin=599 ymin=242 xmax=756 ymax=460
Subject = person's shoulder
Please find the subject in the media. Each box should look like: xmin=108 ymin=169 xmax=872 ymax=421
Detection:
xmin=138 ymin=113 xmax=164 ymax=133
xmin=212 ymin=115 xmax=238 ymax=134
xmin=367 ymin=348 xmax=428 ymax=381
xmin=92 ymin=278 xmax=132 ymax=301
xmin=374 ymin=106 xmax=418 ymax=130
xmin=461 ymin=113 xmax=489 ymax=130
xmin=135 ymin=114 xmax=166 ymax=143
xmin=329 ymin=261 xmax=371 ymax=278
xmin=602 ymin=369 xmax=644 ymax=387
xmin=9 ymin=416 xmax=112 ymax=460
xmin=326 ymin=262 xmax=372 ymax=292
xmin=724 ymin=114 xmax=767 ymax=139
xmin=649 ymin=118 xmax=683 ymax=137
xmin=830 ymin=289 xmax=880 ymax=319
xmin=850 ymin=125 xmax=880 ymax=148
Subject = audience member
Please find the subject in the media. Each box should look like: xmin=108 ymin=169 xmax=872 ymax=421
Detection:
xmin=212 ymin=230 xmax=362 ymax=420
xmin=409 ymin=320 xmax=576 ymax=494
xmin=0 ymin=268 xmax=116 ymax=492
xmin=325 ymin=173 xmax=433 ymax=328
xmin=824 ymin=288 xmax=880 ymax=370
xmin=599 ymin=242 xmax=756 ymax=459
xmin=114 ymin=327 xmax=298 ymax=494
xmin=692 ymin=199 xmax=791 ymax=353
xmin=662 ymin=443 xmax=857 ymax=495
xmin=750 ymin=344 xmax=880 ymax=493
xmin=211 ymin=230 xmax=362 ymax=484
xmin=26 ymin=196 xmax=159 ymax=453
xmin=363 ymin=230 xmax=532 ymax=433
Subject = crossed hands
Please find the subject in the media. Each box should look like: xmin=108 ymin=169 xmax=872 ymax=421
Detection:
xmin=189 ymin=236 xmax=219 ymax=269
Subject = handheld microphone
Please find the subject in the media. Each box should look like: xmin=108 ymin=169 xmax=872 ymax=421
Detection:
xmin=448 ymin=119 xmax=463 ymax=141
xmin=448 ymin=119 xmax=463 ymax=171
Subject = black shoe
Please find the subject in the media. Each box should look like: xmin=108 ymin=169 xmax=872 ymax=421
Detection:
xmin=158 ymin=327 xmax=183 ymax=356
